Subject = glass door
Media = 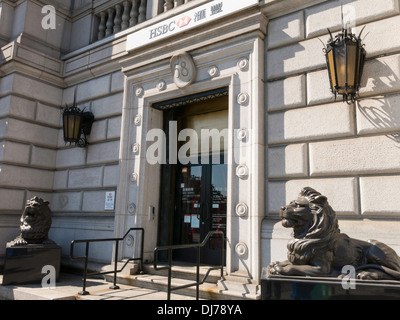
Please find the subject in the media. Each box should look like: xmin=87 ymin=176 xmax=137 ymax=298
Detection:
xmin=173 ymin=159 xmax=226 ymax=265
xmin=174 ymin=165 xmax=203 ymax=247
xmin=207 ymin=163 xmax=227 ymax=265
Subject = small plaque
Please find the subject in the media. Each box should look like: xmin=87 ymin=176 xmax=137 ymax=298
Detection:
xmin=170 ymin=52 xmax=196 ymax=88
xmin=104 ymin=191 xmax=115 ymax=210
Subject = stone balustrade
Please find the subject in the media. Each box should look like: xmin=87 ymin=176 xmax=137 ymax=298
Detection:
xmin=163 ymin=0 xmax=193 ymax=12
xmin=96 ymin=0 xmax=195 ymax=41
xmin=97 ymin=0 xmax=148 ymax=40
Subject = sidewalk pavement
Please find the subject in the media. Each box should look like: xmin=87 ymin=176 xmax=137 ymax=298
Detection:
xmin=0 ymin=272 xmax=197 ymax=300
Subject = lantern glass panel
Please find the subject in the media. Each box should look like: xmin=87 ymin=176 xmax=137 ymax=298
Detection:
xmin=63 ymin=111 xmax=82 ymax=142
xmin=71 ymin=113 xmax=82 ymax=141
xmin=327 ymin=49 xmax=336 ymax=90
xmin=357 ymin=46 xmax=365 ymax=87
xmin=335 ymin=44 xmax=346 ymax=94
xmin=63 ymin=113 xmax=69 ymax=140
xmin=346 ymin=42 xmax=358 ymax=92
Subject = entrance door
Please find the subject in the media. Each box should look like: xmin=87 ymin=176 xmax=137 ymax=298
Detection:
xmin=173 ymin=159 xmax=227 ymax=265
xmin=157 ymin=93 xmax=228 ymax=266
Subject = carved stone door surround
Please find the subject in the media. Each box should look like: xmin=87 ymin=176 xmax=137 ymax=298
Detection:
xmin=117 ymin=11 xmax=267 ymax=282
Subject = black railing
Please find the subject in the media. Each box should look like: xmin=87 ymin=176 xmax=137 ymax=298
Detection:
xmin=70 ymin=227 xmax=144 ymax=295
xmin=153 ymin=231 xmax=225 ymax=300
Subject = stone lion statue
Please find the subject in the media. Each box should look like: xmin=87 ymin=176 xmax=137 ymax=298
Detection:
xmin=9 ymin=197 xmax=54 ymax=246
xmin=268 ymin=187 xmax=400 ymax=281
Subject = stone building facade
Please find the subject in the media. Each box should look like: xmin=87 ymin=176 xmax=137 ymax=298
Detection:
xmin=1 ymin=0 xmax=400 ymax=295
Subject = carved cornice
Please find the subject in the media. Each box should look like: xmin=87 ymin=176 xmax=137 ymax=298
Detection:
xmin=0 ymin=41 xmax=65 ymax=87
xmin=260 ymin=0 xmax=330 ymax=19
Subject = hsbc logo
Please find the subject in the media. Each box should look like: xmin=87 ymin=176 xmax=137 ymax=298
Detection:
xmin=149 ymin=15 xmax=191 ymax=40
xmin=176 ymin=16 xmax=191 ymax=28
xmin=149 ymin=21 xmax=176 ymax=39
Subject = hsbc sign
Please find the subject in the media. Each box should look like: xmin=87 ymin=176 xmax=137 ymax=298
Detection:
xmin=126 ymin=0 xmax=259 ymax=51
xmin=149 ymin=21 xmax=176 ymax=39
xmin=149 ymin=16 xmax=191 ymax=40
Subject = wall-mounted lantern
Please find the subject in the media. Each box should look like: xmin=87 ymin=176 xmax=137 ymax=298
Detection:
xmin=62 ymin=89 xmax=94 ymax=147
xmin=324 ymin=12 xmax=366 ymax=103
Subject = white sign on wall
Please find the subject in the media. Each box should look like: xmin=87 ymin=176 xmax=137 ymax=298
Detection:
xmin=126 ymin=0 xmax=259 ymax=52
xmin=104 ymin=191 xmax=116 ymax=210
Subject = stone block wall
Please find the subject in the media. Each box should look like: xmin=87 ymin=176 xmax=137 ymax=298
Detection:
xmin=0 ymin=0 xmax=131 ymax=265
xmin=263 ymin=0 xmax=400 ymax=266
xmin=50 ymin=71 xmax=124 ymax=263
xmin=0 ymin=44 xmax=124 ymax=265
xmin=0 ymin=72 xmax=61 ymax=254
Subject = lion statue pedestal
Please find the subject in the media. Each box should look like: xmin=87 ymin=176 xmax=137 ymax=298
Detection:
xmin=261 ymin=187 xmax=400 ymax=300
xmin=2 ymin=197 xmax=61 ymax=286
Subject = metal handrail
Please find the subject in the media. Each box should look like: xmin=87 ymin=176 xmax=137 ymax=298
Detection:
xmin=70 ymin=227 xmax=144 ymax=295
xmin=154 ymin=231 xmax=225 ymax=300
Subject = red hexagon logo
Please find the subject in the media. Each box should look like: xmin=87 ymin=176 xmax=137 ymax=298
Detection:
xmin=176 ymin=16 xmax=191 ymax=28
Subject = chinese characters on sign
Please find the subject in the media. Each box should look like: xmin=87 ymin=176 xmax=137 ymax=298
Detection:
xmin=211 ymin=3 xmax=223 ymax=16
xmin=149 ymin=3 xmax=223 ymax=40
xmin=195 ymin=2 xmax=223 ymax=22
xmin=194 ymin=9 xmax=206 ymax=22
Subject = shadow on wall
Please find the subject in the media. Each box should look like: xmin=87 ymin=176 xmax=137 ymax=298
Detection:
xmin=358 ymin=58 xmax=400 ymax=147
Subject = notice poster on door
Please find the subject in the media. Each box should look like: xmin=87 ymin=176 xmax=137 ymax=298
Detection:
xmin=191 ymin=214 xmax=200 ymax=228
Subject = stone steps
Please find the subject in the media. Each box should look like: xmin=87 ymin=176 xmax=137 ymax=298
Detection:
xmin=101 ymin=262 xmax=260 ymax=300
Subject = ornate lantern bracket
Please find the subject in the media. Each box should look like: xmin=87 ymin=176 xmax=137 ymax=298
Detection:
xmin=62 ymin=89 xmax=94 ymax=148
xmin=323 ymin=7 xmax=367 ymax=104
